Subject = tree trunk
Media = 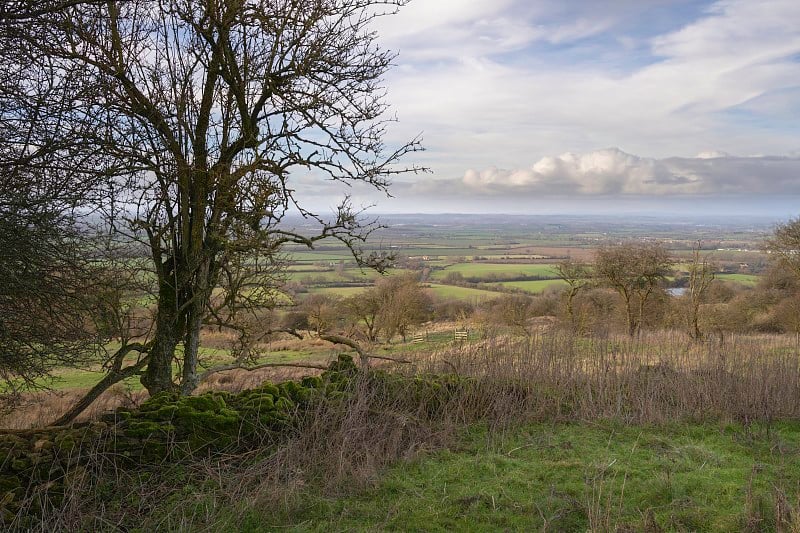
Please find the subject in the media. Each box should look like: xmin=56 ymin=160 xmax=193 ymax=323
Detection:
xmin=636 ymin=298 xmax=646 ymax=337
xmin=141 ymin=279 xmax=181 ymax=394
xmin=181 ymin=301 xmax=203 ymax=395
xmin=141 ymin=326 xmax=179 ymax=394
xmin=625 ymin=298 xmax=637 ymax=337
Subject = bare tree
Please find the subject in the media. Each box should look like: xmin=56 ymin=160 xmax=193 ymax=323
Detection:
xmin=373 ymin=274 xmax=431 ymax=342
xmin=301 ymin=294 xmax=342 ymax=336
xmin=2 ymin=0 xmax=420 ymax=399
xmin=484 ymin=294 xmax=536 ymax=338
xmin=594 ymin=242 xmax=672 ymax=337
xmin=684 ymin=240 xmax=715 ymax=340
xmin=343 ymin=291 xmax=382 ymax=342
xmin=0 ymin=1 xmax=104 ymax=21
xmin=553 ymin=258 xmax=591 ymax=328
xmin=766 ymin=217 xmax=800 ymax=279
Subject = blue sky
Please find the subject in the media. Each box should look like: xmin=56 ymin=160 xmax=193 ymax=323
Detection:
xmin=307 ymin=0 xmax=800 ymax=217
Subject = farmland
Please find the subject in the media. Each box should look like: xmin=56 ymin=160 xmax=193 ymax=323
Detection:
xmin=3 ymin=214 xmax=773 ymax=404
xmin=280 ymin=214 xmax=773 ymax=300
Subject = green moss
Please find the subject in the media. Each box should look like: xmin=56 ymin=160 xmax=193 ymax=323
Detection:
xmin=301 ymin=375 xmax=323 ymax=389
xmin=274 ymin=397 xmax=294 ymax=411
xmin=0 ymin=475 xmax=21 ymax=493
xmin=10 ymin=458 xmax=30 ymax=472
xmin=124 ymin=420 xmax=174 ymax=438
xmin=324 ymin=354 xmax=358 ymax=375
xmin=153 ymin=405 xmax=179 ymax=420
xmin=180 ymin=394 xmax=225 ymax=413
xmin=139 ymin=391 xmax=180 ymax=412
xmin=241 ymin=394 xmax=275 ymax=412
xmin=254 ymin=383 xmax=281 ymax=397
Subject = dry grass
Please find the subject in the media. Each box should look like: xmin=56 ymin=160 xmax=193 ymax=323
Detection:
xmin=412 ymin=329 xmax=800 ymax=424
xmin=5 ymin=329 xmax=800 ymax=430
xmin=0 ymin=385 xmax=147 ymax=430
xmin=19 ymin=329 xmax=800 ymax=531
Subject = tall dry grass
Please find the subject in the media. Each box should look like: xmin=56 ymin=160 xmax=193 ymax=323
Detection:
xmin=412 ymin=329 xmax=800 ymax=425
xmin=18 ymin=329 xmax=800 ymax=531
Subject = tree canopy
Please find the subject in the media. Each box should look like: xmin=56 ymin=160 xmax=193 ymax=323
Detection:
xmin=0 ymin=0 xmax=420 ymax=404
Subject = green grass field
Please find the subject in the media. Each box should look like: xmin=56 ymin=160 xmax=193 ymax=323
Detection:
xmin=426 ymin=283 xmax=503 ymax=300
xmin=286 ymin=251 xmax=354 ymax=262
xmin=259 ymin=420 xmax=800 ymax=531
xmin=716 ymin=273 xmax=760 ymax=286
xmin=307 ymin=286 xmax=370 ymax=297
xmin=497 ymin=279 xmax=567 ymax=293
xmin=432 ymin=263 xmax=558 ymax=280
xmin=44 ymin=346 xmax=321 ymax=392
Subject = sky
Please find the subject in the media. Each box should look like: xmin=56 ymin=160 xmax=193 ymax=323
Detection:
xmin=306 ymin=0 xmax=800 ymax=218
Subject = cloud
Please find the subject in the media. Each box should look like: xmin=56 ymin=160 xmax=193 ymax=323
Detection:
xmin=408 ymin=148 xmax=800 ymax=197
xmin=374 ymin=0 xmax=800 ymax=180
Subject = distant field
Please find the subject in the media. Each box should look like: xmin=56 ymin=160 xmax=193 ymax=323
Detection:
xmin=497 ymin=279 xmax=567 ymax=293
xmin=286 ymin=251 xmax=353 ymax=262
xmin=286 ymin=264 xmax=330 ymax=272
xmin=307 ymin=286 xmax=369 ymax=297
xmin=716 ymin=273 xmax=759 ymax=286
xmin=425 ymin=283 xmax=502 ymax=300
xmin=432 ymin=263 xmax=558 ymax=279
xmin=43 ymin=346 xmax=321 ymax=392
xmin=287 ymin=270 xmax=380 ymax=283
xmin=394 ymin=247 xmax=490 ymax=257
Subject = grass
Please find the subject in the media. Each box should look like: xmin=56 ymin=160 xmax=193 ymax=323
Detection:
xmin=20 ymin=329 xmax=800 ymax=530
xmin=426 ymin=283 xmax=504 ymax=300
xmin=716 ymin=273 xmax=760 ymax=286
xmin=286 ymin=251 xmax=354 ymax=262
xmin=40 ymin=346 xmax=321 ymax=392
xmin=432 ymin=262 xmax=558 ymax=280
xmin=229 ymin=420 xmax=800 ymax=531
xmin=497 ymin=279 xmax=567 ymax=293
xmin=305 ymin=280 xmax=505 ymax=299
xmin=307 ymin=286 xmax=370 ymax=297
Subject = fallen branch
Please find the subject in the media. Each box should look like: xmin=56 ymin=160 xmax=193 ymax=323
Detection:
xmin=50 ymin=343 xmax=150 ymax=427
xmin=364 ymin=353 xmax=412 ymax=364
xmin=319 ymin=334 xmax=412 ymax=365
xmin=197 ymin=361 xmax=329 ymax=383
xmin=320 ymin=334 xmax=370 ymax=366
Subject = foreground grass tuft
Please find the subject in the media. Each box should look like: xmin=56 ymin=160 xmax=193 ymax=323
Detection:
xmin=258 ymin=421 xmax=800 ymax=532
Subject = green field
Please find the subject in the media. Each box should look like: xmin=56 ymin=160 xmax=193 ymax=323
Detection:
xmin=285 ymin=251 xmax=354 ymax=262
xmin=425 ymin=283 xmax=503 ymax=300
xmin=44 ymin=346 xmax=321 ymax=392
xmin=311 ymin=283 xmax=503 ymax=301
xmin=432 ymin=263 xmax=558 ymax=280
xmin=254 ymin=420 xmax=800 ymax=531
xmin=497 ymin=279 xmax=567 ymax=293
xmin=307 ymin=286 xmax=370 ymax=297
xmin=716 ymin=273 xmax=760 ymax=286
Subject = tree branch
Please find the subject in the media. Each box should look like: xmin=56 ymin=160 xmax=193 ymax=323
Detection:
xmin=49 ymin=343 xmax=150 ymax=427
xmin=319 ymin=334 xmax=411 ymax=366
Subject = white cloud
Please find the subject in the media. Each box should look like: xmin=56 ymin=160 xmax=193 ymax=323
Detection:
xmin=408 ymin=148 xmax=800 ymax=197
xmin=375 ymin=0 xmax=800 ymax=181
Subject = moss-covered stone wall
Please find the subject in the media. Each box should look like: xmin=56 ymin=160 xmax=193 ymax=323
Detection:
xmin=0 ymin=355 xmax=361 ymax=524
xmin=0 ymin=355 xmax=469 ymax=526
